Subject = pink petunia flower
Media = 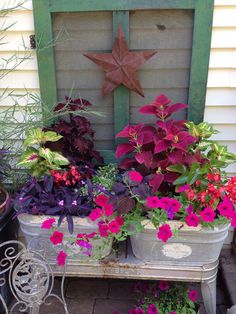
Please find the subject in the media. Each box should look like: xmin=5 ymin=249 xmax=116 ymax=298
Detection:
xmin=231 ymin=212 xmax=236 ymax=228
xmin=157 ymin=224 xmax=172 ymax=242
xmin=185 ymin=213 xmax=200 ymax=227
xmin=129 ymin=310 xmax=137 ymax=314
xmin=188 ymin=289 xmax=198 ymax=302
xmin=115 ymin=216 xmax=124 ymax=226
xmin=159 ymin=280 xmax=170 ymax=291
xmin=200 ymin=207 xmax=216 ymax=222
xmin=128 ymin=170 xmax=143 ymax=183
xmin=102 ymin=203 xmax=114 ymax=217
xmin=57 ymin=250 xmax=67 ymax=266
xmin=50 ymin=231 xmax=64 ymax=245
xmin=177 ymin=184 xmax=191 ymax=192
xmin=169 ymin=198 xmax=181 ymax=212
xmin=135 ymin=309 xmax=145 ymax=314
xmin=158 ymin=197 xmax=171 ymax=210
xmin=95 ymin=194 xmax=109 ymax=206
xmin=108 ymin=220 xmax=120 ymax=234
xmin=218 ymin=197 xmax=234 ymax=219
xmin=41 ymin=218 xmax=56 ymax=229
xmin=89 ymin=207 xmax=102 ymax=221
xmin=99 ymin=223 xmax=109 ymax=237
xmin=147 ymin=304 xmax=158 ymax=314
xmin=146 ymin=196 xmax=160 ymax=208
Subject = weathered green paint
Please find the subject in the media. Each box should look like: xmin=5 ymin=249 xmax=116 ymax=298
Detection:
xmin=32 ymin=0 xmax=57 ymax=118
xmin=100 ymin=150 xmax=115 ymax=164
xmin=188 ymin=0 xmax=214 ymax=124
xmin=113 ymin=11 xmax=130 ymax=147
xmin=49 ymin=0 xmax=195 ymax=12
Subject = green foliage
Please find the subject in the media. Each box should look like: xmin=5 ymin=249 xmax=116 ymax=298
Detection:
xmin=92 ymin=164 xmax=118 ymax=191
xmin=17 ymin=128 xmax=69 ymax=177
xmin=186 ymin=121 xmax=218 ymax=139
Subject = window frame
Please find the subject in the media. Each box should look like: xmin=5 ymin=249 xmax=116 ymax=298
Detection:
xmin=32 ymin=0 xmax=214 ymax=163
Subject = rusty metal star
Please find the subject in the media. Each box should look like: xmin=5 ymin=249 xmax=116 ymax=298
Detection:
xmin=84 ymin=24 xmax=157 ymax=97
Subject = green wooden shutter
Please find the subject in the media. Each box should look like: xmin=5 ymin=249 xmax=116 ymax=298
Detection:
xmin=33 ymin=0 xmax=214 ymax=163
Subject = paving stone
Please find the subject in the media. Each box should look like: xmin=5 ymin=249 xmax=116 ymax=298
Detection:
xmin=66 ymin=278 xmax=109 ymax=299
xmin=221 ymin=271 xmax=236 ymax=305
xmin=220 ymin=249 xmax=236 ymax=273
xmin=39 ymin=297 xmax=70 ymax=314
xmin=218 ymin=304 xmax=229 ymax=314
xmin=199 ymin=303 xmax=206 ymax=314
xmin=68 ymin=298 xmax=95 ymax=314
xmin=94 ymin=298 xmax=135 ymax=314
xmin=108 ymin=280 xmax=136 ymax=300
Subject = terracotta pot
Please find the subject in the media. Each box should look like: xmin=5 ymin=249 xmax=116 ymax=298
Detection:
xmin=0 ymin=188 xmax=9 ymax=215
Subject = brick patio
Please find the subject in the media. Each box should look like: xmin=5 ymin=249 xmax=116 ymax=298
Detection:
xmin=6 ymin=274 xmax=229 ymax=314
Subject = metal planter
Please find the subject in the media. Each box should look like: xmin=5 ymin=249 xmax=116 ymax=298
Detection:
xmin=18 ymin=213 xmax=113 ymax=263
xmin=130 ymin=221 xmax=230 ymax=265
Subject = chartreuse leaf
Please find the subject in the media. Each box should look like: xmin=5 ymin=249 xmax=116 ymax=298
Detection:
xmin=51 ymin=151 xmax=69 ymax=166
xmin=42 ymin=131 xmax=63 ymax=143
xmin=38 ymin=147 xmax=55 ymax=164
xmin=23 ymin=128 xmax=44 ymax=146
xmin=17 ymin=148 xmax=39 ymax=167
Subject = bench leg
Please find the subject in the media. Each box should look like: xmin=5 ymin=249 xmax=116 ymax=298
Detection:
xmin=201 ymin=277 xmax=216 ymax=314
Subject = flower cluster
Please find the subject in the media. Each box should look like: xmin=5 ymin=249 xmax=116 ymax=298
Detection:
xmin=41 ymin=194 xmax=124 ymax=266
xmin=111 ymin=94 xmax=236 ymax=243
xmin=89 ymin=195 xmax=124 ymax=237
xmin=114 ymin=281 xmax=198 ymax=314
xmin=51 ymin=165 xmax=82 ymax=186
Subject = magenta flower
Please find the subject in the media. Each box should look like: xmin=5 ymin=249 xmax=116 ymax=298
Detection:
xmin=158 ymin=197 xmax=171 ymax=210
xmin=177 ymin=184 xmax=191 ymax=192
xmin=218 ymin=197 xmax=234 ymax=219
xmin=102 ymin=203 xmax=114 ymax=217
xmin=146 ymin=196 xmax=160 ymax=208
xmin=157 ymin=224 xmax=172 ymax=242
xmin=50 ymin=231 xmax=64 ymax=245
xmin=41 ymin=218 xmax=55 ymax=229
xmin=159 ymin=280 xmax=170 ymax=291
xmin=147 ymin=303 xmax=158 ymax=314
xmin=108 ymin=220 xmax=120 ymax=234
xmin=57 ymin=250 xmax=67 ymax=266
xmin=200 ymin=207 xmax=216 ymax=222
xmin=128 ymin=170 xmax=143 ymax=183
xmin=99 ymin=224 xmax=109 ymax=237
xmin=89 ymin=207 xmax=102 ymax=221
xmin=115 ymin=216 xmax=124 ymax=226
xmin=136 ymin=309 xmax=145 ymax=314
xmin=188 ymin=289 xmax=198 ymax=302
xmin=186 ymin=213 xmax=200 ymax=227
xmin=95 ymin=194 xmax=109 ymax=206
xmin=129 ymin=309 xmax=137 ymax=314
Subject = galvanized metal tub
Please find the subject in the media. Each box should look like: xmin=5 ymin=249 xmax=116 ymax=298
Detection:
xmin=130 ymin=220 xmax=230 ymax=265
xmin=18 ymin=213 xmax=113 ymax=263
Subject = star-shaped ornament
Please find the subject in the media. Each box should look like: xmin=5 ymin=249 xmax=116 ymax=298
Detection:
xmin=84 ymin=24 xmax=157 ymax=97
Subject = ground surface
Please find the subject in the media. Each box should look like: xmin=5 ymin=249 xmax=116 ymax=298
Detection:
xmin=5 ymin=273 xmax=230 ymax=314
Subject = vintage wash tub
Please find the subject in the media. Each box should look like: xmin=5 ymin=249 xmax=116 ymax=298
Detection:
xmin=18 ymin=213 xmax=113 ymax=262
xmin=130 ymin=220 xmax=230 ymax=265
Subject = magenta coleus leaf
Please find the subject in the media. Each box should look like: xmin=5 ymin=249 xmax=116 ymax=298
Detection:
xmin=115 ymin=143 xmax=134 ymax=159
xmin=149 ymin=173 xmax=164 ymax=192
xmin=135 ymin=151 xmax=152 ymax=167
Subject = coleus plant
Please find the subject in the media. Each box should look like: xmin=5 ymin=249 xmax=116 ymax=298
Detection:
xmin=17 ymin=128 xmax=69 ymax=177
xmin=111 ymin=94 xmax=236 ymax=243
xmin=45 ymin=97 xmax=103 ymax=166
xmin=116 ymin=94 xmax=198 ymax=193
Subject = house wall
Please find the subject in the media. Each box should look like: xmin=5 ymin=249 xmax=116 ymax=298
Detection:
xmin=0 ymin=0 xmax=236 ymax=173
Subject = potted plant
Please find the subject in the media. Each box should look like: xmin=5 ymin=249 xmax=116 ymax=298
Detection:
xmin=111 ymin=94 xmax=236 ymax=264
xmin=114 ymin=281 xmax=199 ymax=314
xmin=14 ymin=98 xmax=124 ymax=264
